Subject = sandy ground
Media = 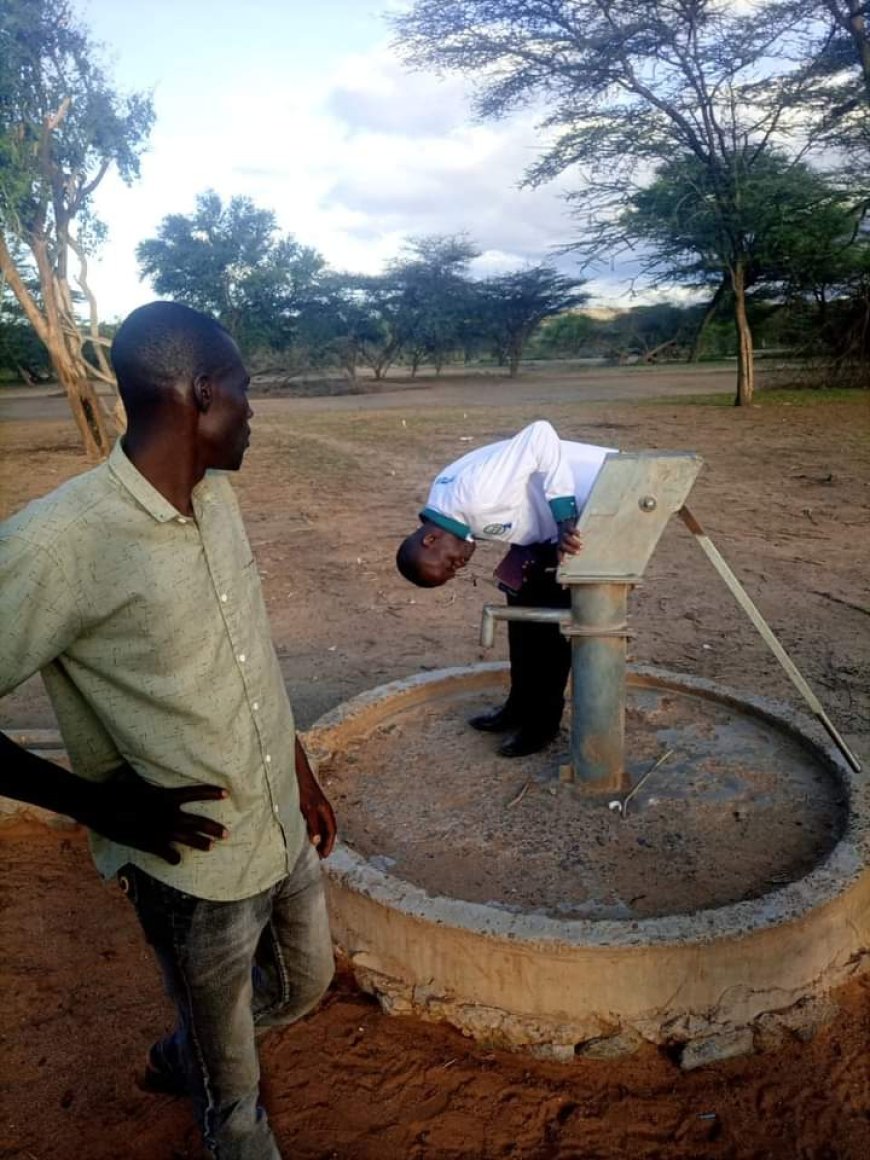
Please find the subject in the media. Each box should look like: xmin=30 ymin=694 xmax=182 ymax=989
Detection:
xmin=1 ymin=365 xmax=869 ymax=1158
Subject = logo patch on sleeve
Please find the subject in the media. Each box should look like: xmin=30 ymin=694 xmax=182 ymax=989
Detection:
xmin=482 ymin=522 xmax=512 ymax=535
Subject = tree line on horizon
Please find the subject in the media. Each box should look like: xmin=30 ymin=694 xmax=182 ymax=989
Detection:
xmin=1 ymin=0 xmax=869 ymax=457
xmin=134 ymin=202 xmax=586 ymax=382
xmin=3 ymin=198 xmax=841 ymax=390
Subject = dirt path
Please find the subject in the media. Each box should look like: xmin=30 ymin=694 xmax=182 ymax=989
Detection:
xmin=1 ymin=371 xmax=868 ymax=1158
xmin=0 ymin=360 xmax=737 ymax=423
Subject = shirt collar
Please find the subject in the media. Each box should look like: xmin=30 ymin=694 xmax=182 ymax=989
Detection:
xmin=107 ymin=439 xmax=186 ymax=524
xmin=420 ymin=506 xmax=473 ymax=542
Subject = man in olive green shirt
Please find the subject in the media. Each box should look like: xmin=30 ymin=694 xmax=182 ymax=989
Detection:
xmin=0 ymin=301 xmax=336 ymax=1160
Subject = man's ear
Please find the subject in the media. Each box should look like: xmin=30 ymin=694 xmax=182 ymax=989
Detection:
xmin=192 ymin=373 xmax=213 ymax=414
xmin=421 ymin=529 xmax=441 ymax=549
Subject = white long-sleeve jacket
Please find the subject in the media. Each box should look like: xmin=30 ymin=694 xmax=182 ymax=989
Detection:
xmin=421 ymin=420 xmax=616 ymax=546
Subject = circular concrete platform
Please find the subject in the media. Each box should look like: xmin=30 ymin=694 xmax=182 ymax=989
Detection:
xmin=307 ymin=664 xmax=870 ymax=1061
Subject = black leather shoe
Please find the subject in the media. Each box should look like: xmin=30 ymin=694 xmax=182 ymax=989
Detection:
xmin=497 ymin=726 xmax=560 ymax=758
xmin=468 ymin=704 xmax=521 ymax=733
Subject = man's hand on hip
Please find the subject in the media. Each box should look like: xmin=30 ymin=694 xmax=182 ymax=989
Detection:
xmin=0 ymin=734 xmax=226 ymax=865
xmin=78 ymin=764 xmax=228 ymax=865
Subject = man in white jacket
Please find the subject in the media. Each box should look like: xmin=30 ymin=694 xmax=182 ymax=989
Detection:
xmin=397 ymin=420 xmax=616 ymax=757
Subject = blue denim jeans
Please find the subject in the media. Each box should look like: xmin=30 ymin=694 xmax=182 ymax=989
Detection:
xmin=120 ymin=841 xmax=334 ymax=1160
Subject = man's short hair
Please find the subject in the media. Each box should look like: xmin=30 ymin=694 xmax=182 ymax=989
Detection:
xmin=111 ymin=301 xmax=236 ymax=412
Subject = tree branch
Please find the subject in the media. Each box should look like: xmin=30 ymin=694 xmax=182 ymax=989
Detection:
xmin=67 ymin=230 xmax=116 ymax=384
xmin=0 ymin=234 xmax=50 ymax=346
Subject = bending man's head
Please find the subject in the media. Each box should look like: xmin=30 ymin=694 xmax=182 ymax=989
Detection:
xmin=396 ymin=521 xmax=476 ymax=588
xmin=111 ymin=301 xmax=252 ymax=471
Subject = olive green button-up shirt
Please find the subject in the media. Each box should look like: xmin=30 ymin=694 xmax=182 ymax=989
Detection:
xmin=0 ymin=441 xmax=306 ymax=901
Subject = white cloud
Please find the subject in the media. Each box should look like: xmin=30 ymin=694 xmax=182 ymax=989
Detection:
xmin=83 ymin=32 xmax=651 ymax=319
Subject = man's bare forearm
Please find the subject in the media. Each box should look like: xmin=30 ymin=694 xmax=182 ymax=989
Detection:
xmin=0 ymin=731 xmax=102 ymax=821
xmin=0 ymin=731 xmax=228 ymax=863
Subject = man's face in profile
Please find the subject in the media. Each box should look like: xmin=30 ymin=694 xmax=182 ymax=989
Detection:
xmin=201 ymin=345 xmax=252 ymax=471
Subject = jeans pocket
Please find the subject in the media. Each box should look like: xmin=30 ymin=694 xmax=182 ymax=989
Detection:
xmin=121 ymin=864 xmax=201 ymax=950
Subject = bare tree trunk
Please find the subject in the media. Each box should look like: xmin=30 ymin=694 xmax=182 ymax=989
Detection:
xmin=51 ymin=333 xmax=114 ymax=458
xmin=368 ymin=339 xmax=398 ymax=381
xmin=688 ymin=277 xmax=728 ymax=362
xmin=39 ymin=253 xmax=114 ymax=459
xmin=15 ymin=363 xmax=37 ymax=385
xmin=641 ymin=337 xmax=678 ymax=364
xmin=0 ymin=232 xmax=114 ymax=459
xmin=340 ymin=338 xmax=359 ymax=381
xmin=731 ymin=261 xmax=754 ymax=407
xmin=67 ymin=232 xmax=127 ymax=435
xmin=68 ymin=232 xmax=117 ymax=382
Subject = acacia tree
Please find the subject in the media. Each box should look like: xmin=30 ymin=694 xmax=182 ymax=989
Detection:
xmin=480 ymin=265 xmax=586 ymax=376
xmin=394 ymin=0 xmax=818 ymax=405
xmin=389 ymin=235 xmax=479 ymax=373
xmin=824 ymin=0 xmax=870 ymax=99
xmin=531 ymin=310 xmax=596 ymax=358
xmin=614 ymin=152 xmax=862 ymax=359
xmin=137 ymin=190 xmax=326 ymax=355
xmin=0 ymin=0 xmax=153 ymax=458
xmin=308 ymin=239 xmax=480 ymax=381
xmin=293 ymin=272 xmax=387 ymax=380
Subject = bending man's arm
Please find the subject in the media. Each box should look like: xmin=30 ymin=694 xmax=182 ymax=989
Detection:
xmin=0 ymin=731 xmax=227 ymax=864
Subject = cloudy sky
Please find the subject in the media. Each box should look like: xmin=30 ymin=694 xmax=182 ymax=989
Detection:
xmin=80 ymin=0 xmax=650 ymax=319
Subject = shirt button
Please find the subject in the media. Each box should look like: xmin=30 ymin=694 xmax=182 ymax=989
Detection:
xmin=273 ymin=805 xmax=280 ymax=816
xmin=220 ymin=594 xmax=228 ymax=603
xmin=252 ymin=702 xmax=259 ymax=712
xmin=238 ymin=653 xmax=246 ymax=663
xmin=177 ymin=517 xmax=188 ymax=525
xmin=265 ymin=754 xmax=272 ymax=764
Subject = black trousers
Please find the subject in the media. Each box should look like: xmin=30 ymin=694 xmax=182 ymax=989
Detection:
xmin=502 ymin=544 xmax=571 ymax=732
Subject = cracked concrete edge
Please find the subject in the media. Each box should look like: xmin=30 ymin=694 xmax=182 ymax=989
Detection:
xmin=345 ymin=948 xmax=868 ymax=1059
xmin=330 ymin=875 xmax=870 ymax=1042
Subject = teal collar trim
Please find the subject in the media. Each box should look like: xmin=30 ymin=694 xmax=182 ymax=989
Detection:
xmin=420 ymin=507 xmax=473 ymax=542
